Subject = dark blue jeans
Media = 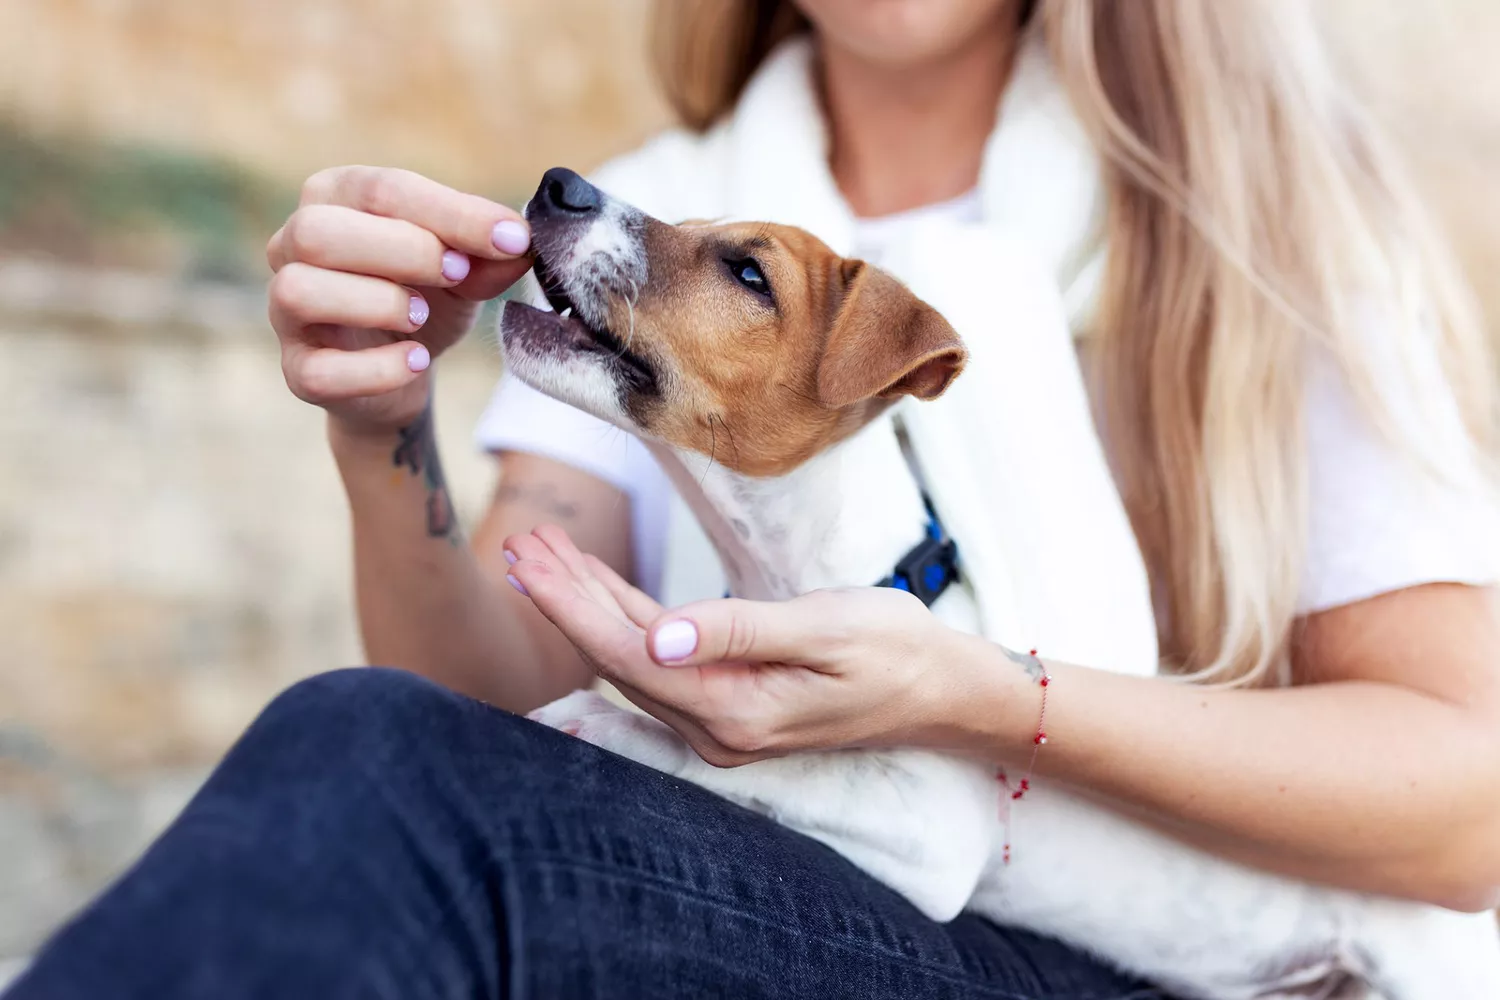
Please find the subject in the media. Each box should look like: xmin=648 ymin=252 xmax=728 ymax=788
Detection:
xmin=9 ymin=667 xmax=1168 ymax=999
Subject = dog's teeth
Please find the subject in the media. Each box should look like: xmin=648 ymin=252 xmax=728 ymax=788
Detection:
xmin=559 ymin=307 xmax=573 ymax=319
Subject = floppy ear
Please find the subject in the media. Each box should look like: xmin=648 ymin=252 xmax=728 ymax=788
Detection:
xmin=816 ymin=260 xmax=968 ymax=408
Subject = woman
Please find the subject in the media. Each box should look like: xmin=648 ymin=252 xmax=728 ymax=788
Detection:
xmin=12 ymin=0 xmax=1500 ymax=997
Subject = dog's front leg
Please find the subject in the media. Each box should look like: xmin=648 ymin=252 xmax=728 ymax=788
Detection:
xmin=529 ymin=690 xmax=994 ymax=922
xmin=528 ymin=689 xmax=696 ymax=773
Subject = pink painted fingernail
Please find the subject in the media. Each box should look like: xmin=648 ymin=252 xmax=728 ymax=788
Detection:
xmin=406 ymin=345 xmax=431 ymax=373
xmin=408 ymin=295 xmax=429 ymax=327
xmin=441 ymin=250 xmax=471 ymax=282
xmin=652 ymin=619 xmax=698 ymax=663
xmin=492 ymin=220 xmax=530 ymax=255
xmin=506 ymin=573 xmax=529 ymax=597
xmin=503 ymin=549 xmax=518 ymax=565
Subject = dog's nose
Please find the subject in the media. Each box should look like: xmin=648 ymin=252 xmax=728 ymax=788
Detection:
xmin=540 ymin=167 xmax=602 ymax=215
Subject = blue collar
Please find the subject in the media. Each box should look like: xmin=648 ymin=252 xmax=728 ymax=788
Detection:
xmin=723 ymin=498 xmax=960 ymax=606
xmin=876 ymin=497 xmax=960 ymax=607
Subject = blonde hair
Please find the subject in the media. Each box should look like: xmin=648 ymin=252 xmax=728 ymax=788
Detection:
xmin=654 ymin=0 xmax=1497 ymax=686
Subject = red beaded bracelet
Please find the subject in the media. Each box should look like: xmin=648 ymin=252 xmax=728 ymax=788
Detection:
xmin=996 ymin=648 xmax=1050 ymax=865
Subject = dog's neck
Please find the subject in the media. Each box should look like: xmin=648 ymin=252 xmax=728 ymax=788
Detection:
xmin=646 ymin=415 xmax=929 ymax=601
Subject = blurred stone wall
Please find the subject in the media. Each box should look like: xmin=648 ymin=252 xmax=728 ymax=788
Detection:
xmin=0 ymin=0 xmax=671 ymax=196
xmin=0 ymin=265 xmax=509 ymax=959
xmin=0 ymin=0 xmax=1498 ymax=974
xmin=0 ymin=0 xmax=672 ymax=969
xmin=1318 ymin=1 xmax=1500 ymax=330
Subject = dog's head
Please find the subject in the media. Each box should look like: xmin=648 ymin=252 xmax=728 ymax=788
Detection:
xmin=500 ymin=168 xmax=966 ymax=477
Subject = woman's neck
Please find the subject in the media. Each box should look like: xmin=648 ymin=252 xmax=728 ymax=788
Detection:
xmin=819 ymin=17 xmax=1020 ymax=219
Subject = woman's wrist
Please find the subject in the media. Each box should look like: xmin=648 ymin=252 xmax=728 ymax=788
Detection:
xmin=916 ymin=628 xmax=1044 ymax=760
xmin=326 ymin=381 xmax=436 ymax=468
xmin=327 ymin=413 xmax=400 ymax=479
xmin=326 ymin=403 xmax=424 ymax=445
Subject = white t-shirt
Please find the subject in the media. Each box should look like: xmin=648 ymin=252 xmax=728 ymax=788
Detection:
xmin=475 ymin=191 xmax=1500 ymax=615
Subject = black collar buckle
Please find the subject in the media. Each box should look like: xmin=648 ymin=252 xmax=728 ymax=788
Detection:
xmin=877 ymin=500 xmax=960 ymax=608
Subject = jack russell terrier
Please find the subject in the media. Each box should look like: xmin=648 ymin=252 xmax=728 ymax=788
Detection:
xmin=499 ymin=167 xmax=1500 ymax=1000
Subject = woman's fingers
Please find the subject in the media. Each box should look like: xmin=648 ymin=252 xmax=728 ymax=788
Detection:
xmin=299 ymin=165 xmax=531 ymax=262
xmin=268 ymin=168 xmax=534 ymax=318
xmin=453 ymin=257 xmax=536 ymax=303
xmin=268 ymin=262 xmax=435 ymax=404
xmin=281 ymin=339 xmax=428 ymax=404
xmin=529 ymin=524 xmax=632 ymax=616
xmin=269 ymin=204 xmax=531 ymax=300
xmin=507 ymin=527 xmax=638 ymax=627
xmin=269 ymin=263 xmax=427 ymax=338
xmin=530 ymin=524 xmax=599 ymax=581
xmin=264 ymin=165 xmax=533 ymax=421
xmin=505 ymin=545 xmax=790 ymax=765
xmin=503 ymin=531 xmax=604 ymax=601
xmin=647 ymin=592 xmax=858 ymax=668
xmin=507 ymin=557 xmax=647 ymax=668
xmin=507 ymin=553 xmax=715 ymax=713
xmin=584 ymin=553 xmax=664 ymax=629
xmin=271 ymin=204 xmax=473 ymax=289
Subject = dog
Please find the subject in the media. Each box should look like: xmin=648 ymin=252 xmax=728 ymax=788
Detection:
xmin=499 ymin=167 xmax=1500 ymax=1000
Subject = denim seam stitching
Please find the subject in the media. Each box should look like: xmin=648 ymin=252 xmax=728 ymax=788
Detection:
xmin=521 ymin=853 xmax=1164 ymax=1000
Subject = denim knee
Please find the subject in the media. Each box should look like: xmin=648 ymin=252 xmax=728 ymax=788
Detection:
xmin=268 ymin=666 xmax=456 ymax=719
xmin=264 ymin=665 xmax=460 ymax=729
xmin=231 ymin=667 xmax=479 ymax=774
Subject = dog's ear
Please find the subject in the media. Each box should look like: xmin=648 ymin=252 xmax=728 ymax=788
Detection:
xmin=817 ymin=260 xmax=967 ymax=409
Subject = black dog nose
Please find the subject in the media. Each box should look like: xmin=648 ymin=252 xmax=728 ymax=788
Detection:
xmin=540 ymin=167 xmax=601 ymax=214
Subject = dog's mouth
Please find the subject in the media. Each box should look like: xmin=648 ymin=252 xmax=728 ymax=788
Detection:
xmin=506 ymin=250 xmax=656 ymax=393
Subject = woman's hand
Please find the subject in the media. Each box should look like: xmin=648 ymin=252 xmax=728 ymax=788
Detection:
xmin=503 ymin=525 xmax=974 ymax=766
xmin=266 ymin=166 xmax=534 ymax=432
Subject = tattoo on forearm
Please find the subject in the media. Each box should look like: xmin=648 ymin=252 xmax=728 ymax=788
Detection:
xmin=495 ymin=482 xmax=580 ymax=521
xmin=393 ymin=401 xmax=458 ymax=542
xmin=1000 ymin=643 xmax=1046 ymax=683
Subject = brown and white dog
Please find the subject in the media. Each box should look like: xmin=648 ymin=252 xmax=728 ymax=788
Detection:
xmin=501 ymin=167 xmax=1500 ymax=1000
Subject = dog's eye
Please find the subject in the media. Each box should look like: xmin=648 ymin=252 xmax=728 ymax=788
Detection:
xmin=727 ymin=258 xmax=771 ymax=297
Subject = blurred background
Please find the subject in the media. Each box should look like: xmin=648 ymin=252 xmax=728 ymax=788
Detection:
xmin=0 ymin=0 xmax=1497 ymax=975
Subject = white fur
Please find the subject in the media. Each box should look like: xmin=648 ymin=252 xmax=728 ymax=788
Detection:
xmin=502 ymin=199 xmax=647 ymax=426
xmin=501 ymin=345 xmax=632 ymax=430
xmin=507 ymin=30 xmax=1500 ymax=1000
xmin=553 ymin=201 xmax=647 ymax=328
xmin=655 ymin=415 xmax=949 ymax=604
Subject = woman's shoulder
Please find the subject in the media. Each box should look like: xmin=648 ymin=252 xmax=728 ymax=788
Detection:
xmin=587 ymin=123 xmax=733 ymax=223
xmin=1300 ymin=311 xmax=1500 ymax=614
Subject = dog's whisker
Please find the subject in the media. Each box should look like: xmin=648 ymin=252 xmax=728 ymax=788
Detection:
xmin=700 ymin=415 xmax=718 ymax=489
xmin=776 ymin=382 xmax=820 ymax=407
xmin=619 ymin=277 xmax=640 ymax=357
xmin=715 ymin=414 xmax=741 ymax=464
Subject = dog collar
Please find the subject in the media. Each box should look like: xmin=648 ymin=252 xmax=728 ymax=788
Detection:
xmin=875 ymin=497 xmax=960 ymax=608
xmin=721 ymin=497 xmax=960 ymax=607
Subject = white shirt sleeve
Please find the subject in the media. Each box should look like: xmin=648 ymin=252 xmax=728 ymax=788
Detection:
xmin=1299 ymin=317 xmax=1500 ymax=614
xmin=474 ymin=374 xmax=673 ymax=600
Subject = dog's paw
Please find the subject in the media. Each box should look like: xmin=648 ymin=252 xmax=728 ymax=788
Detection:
xmin=528 ymin=689 xmax=693 ymax=772
xmin=528 ymin=689 xmax=615 ymax=737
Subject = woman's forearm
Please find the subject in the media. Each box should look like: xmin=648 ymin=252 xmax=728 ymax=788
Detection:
xmin=330 ymin=410 xmax=589 ymax=710
xmin=949 ymin=632 xmax=1500 ymax=909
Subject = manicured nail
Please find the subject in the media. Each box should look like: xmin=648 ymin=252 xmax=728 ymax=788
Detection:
xmin=441 ymin=250 xmax=471 ymax=282
xmin=652 ymin=619 xmax=699 ymax=663
xmin=408 ymin=295 xmax=429 ymax=327
xmin=492 ymin=220 xmax=530 ymax=255
xmin=406 ymin=345 xmax=431 ymax=373
xmin=503 ymin=549 xmax=518 ymax=565
xmin=506 ymin=574 xmax=529 ymax=597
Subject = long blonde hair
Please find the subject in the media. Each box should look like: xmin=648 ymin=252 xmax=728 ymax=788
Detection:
xmin=654 ymin=0 xmax=1497 ymax=686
